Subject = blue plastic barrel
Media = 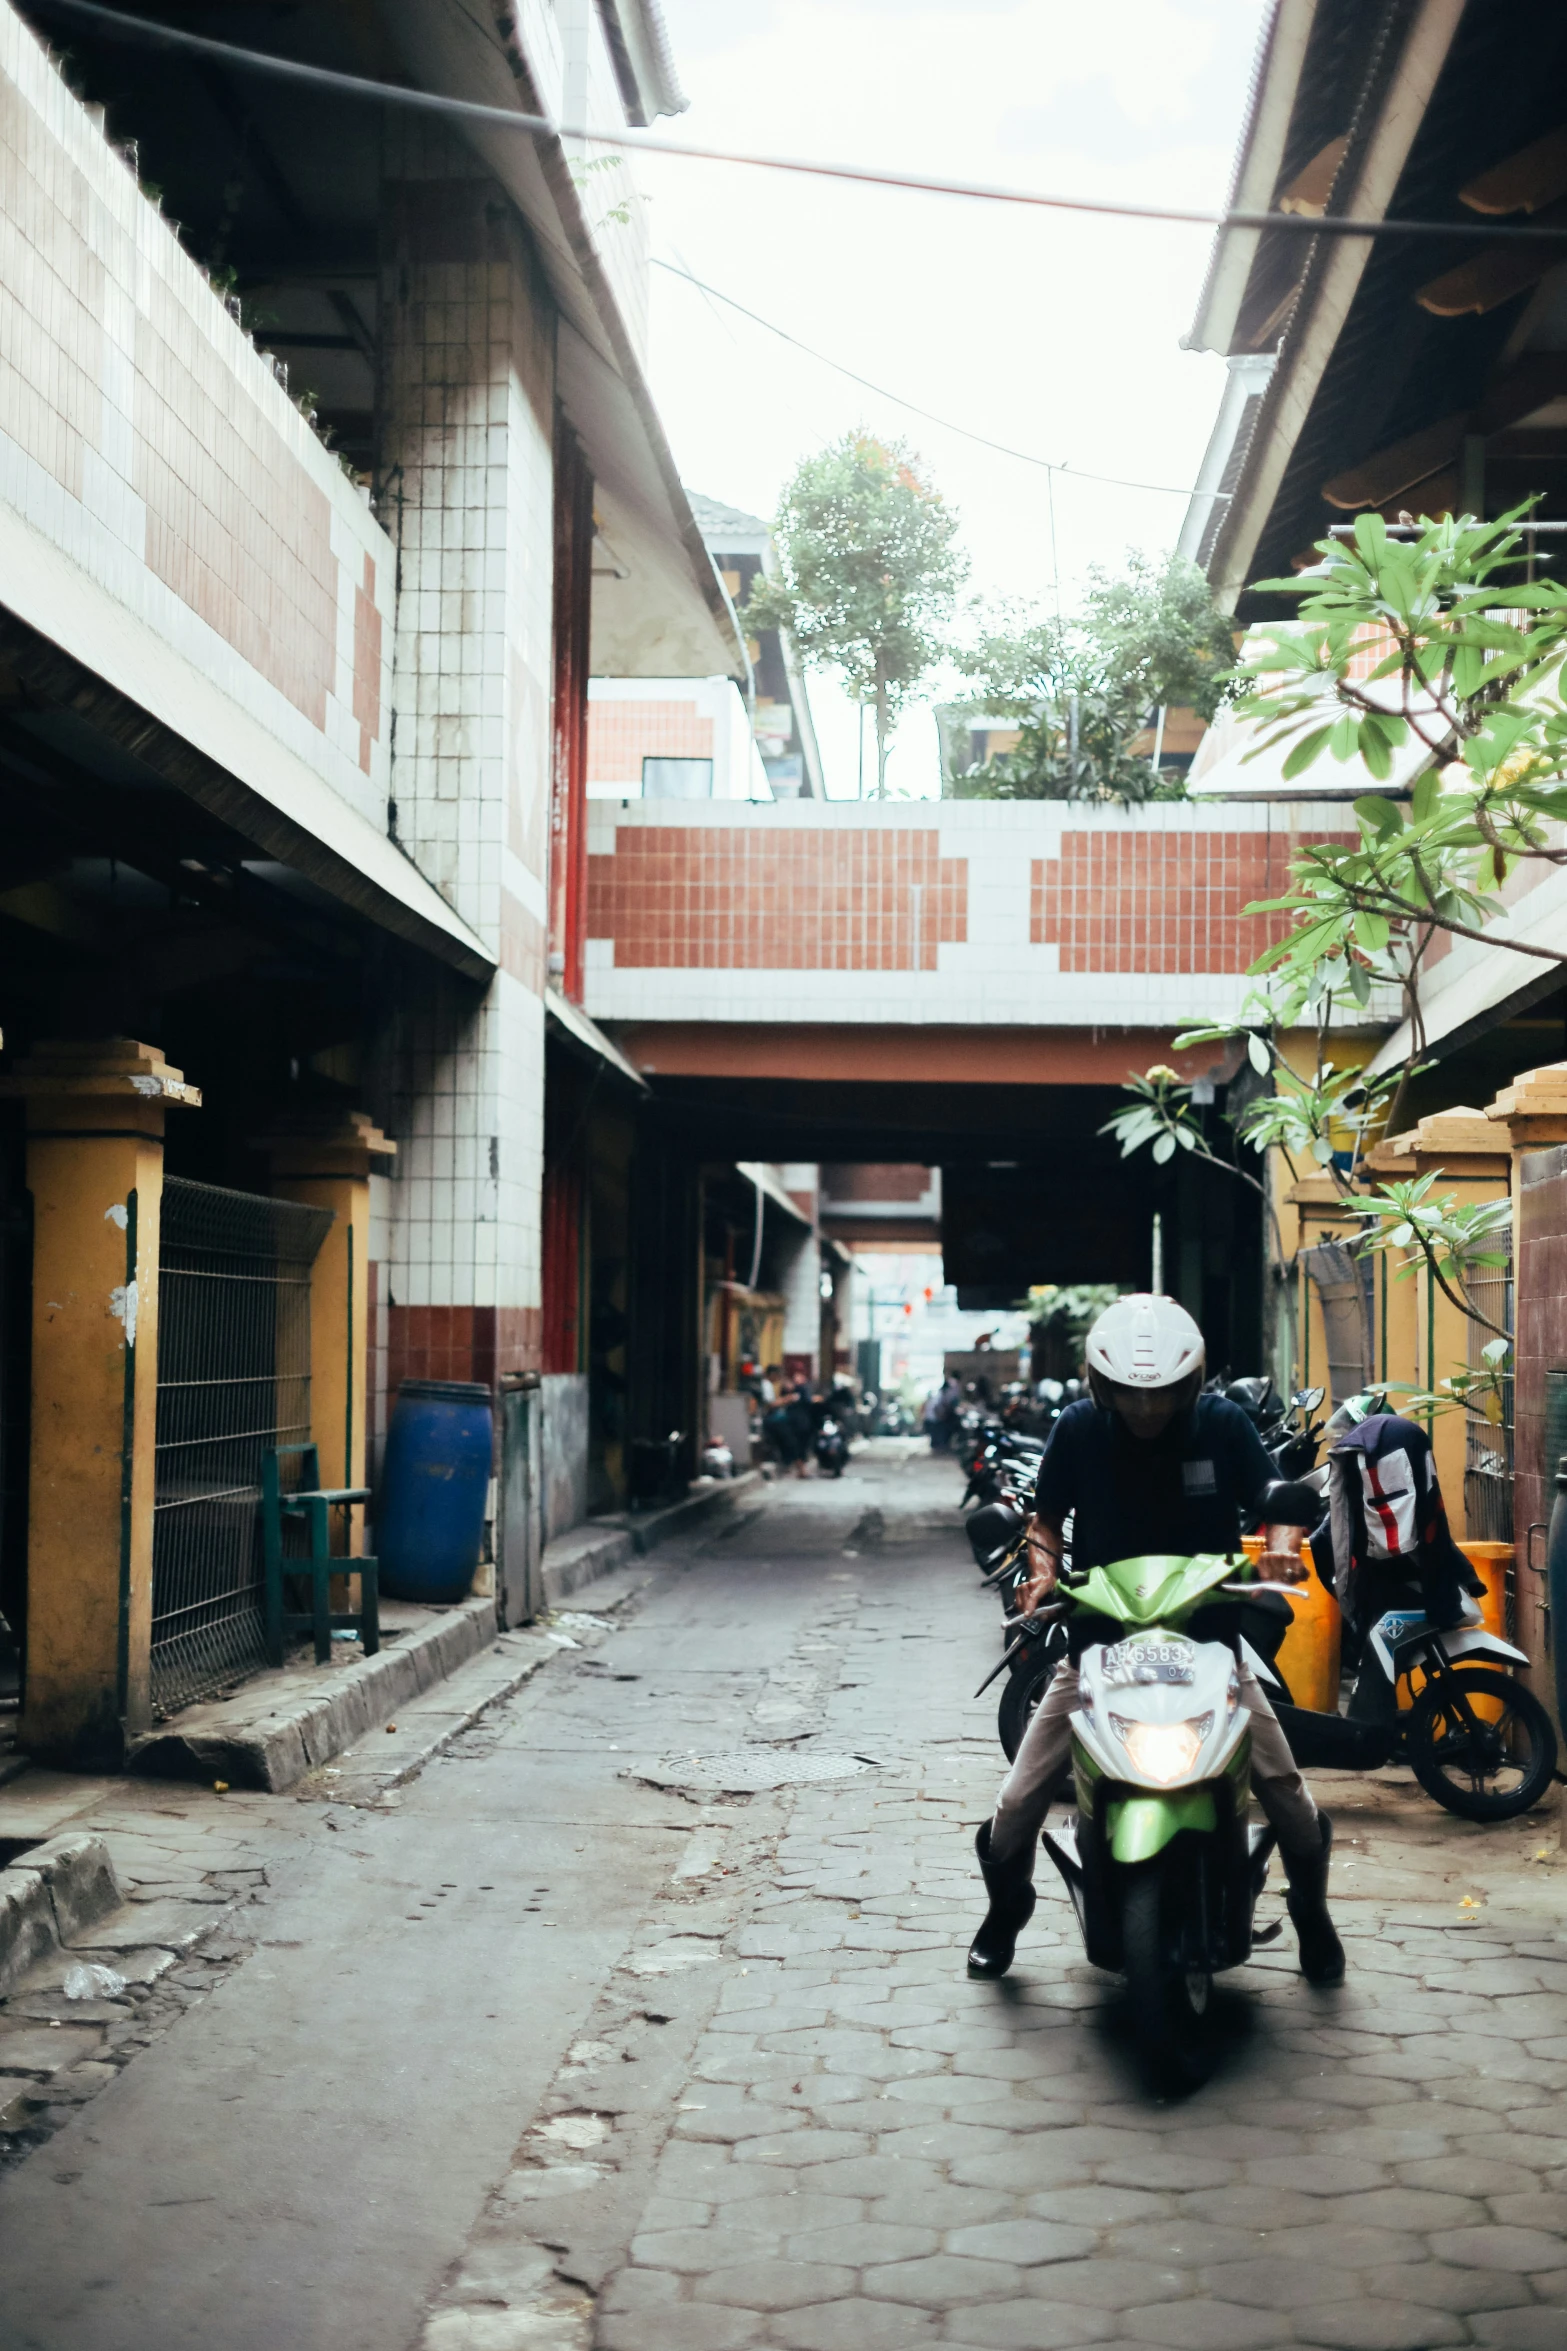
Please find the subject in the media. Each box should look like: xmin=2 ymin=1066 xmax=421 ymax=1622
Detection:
xmin=377 ymin=1378 xmax=494 ymax=1602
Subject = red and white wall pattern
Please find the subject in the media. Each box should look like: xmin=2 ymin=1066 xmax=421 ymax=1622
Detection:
xmin=584 ymin=801 xmax=1362 ymax=1027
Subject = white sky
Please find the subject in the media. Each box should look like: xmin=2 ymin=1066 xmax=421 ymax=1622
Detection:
xmin=636 ymin=0 xmax=1265 ymax=796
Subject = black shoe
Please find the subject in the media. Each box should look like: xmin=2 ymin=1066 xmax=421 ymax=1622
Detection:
xmin=1283 ymin=1813 xmax=1346 ymax=1985
xmin=967 ymin=1821 xmax=1035 ymax=1980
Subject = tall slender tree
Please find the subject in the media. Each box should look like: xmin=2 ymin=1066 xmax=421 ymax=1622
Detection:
xmin=745 ymin=433 xmax=964 ymax=796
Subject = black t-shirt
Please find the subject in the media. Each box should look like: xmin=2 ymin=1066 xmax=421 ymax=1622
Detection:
xmin=1033 ymin=1394 xmax=1277 ymax=1569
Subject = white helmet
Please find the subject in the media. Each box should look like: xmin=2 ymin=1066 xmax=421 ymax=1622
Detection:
xmin=1085 ymin=1294 xmax=1205 ymax=1393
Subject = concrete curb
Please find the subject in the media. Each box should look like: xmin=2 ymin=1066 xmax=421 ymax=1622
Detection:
xmin=0 ymin=1832 xmax=123 ymax=1997
xmin=45 ymin=1474 xmax=761 ymax=1802
xmin=323 ymin=1556 xmax=667 ymax=1804
xmin=540 ymin=1471 xmax=762 ymax=1610
xmin=125 ymin=1597 xmax=498 ymax=1795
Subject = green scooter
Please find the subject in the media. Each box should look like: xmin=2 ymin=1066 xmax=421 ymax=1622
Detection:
xmin=1033 ymin=1548 xmax=1292 ymax=2089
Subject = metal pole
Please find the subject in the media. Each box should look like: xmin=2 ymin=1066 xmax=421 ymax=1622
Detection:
xmin=1149 ymin=703 xmax=1166 ymax=784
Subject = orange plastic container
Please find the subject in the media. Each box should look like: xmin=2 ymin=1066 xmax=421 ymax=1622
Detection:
xmin=1374 ymin=1539 xmax=1509 ymax=1717
xmin=1240 ymin=1537 xmax=1342 ymax=1712
xmin=1459 ymin=1541 xmax=1510 ymax=1643
xmin=1419 ymin=1540 xmax=1512 ymax=1725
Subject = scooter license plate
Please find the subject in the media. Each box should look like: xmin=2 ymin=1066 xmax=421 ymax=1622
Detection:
xmin=1098 ymin=1639 xmax=1196 ymax=1688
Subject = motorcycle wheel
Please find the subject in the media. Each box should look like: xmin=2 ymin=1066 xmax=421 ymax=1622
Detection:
xmin=1122 ymin=1858 xmax=1215 ymax=2092
xmin=1405 ymin=1666 xmax=1557 ymax=1820
xmin=996 ymin=1653 xmax=1057 ymax=1762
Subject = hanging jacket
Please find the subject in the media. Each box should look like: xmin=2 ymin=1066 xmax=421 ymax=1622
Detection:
xmin=1318 ymin=1413 xmax=1482 ymax=1633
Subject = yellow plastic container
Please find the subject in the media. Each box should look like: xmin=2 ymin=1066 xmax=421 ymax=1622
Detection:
xmin=1240 ymin=1537 xmax=1342 ymax=1712
xmin=1378 ymin=1539 xmax=1509 ymax=1718
xmin=1412 ymin=1540 xmax=1511 ymax=1726
xmin=1459 ymin=1541 xmax=1510 ymax=1644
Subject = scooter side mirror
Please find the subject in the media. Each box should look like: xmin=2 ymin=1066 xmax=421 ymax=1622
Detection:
xmin=1293 ymin=1387 xmax=1326 ymax=1413
xmin=1259 ymin=1477 xmax=1323 ymax=1529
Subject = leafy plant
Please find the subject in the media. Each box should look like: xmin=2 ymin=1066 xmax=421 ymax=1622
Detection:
xmin=746 ymin=434 xmax=965 ymax=797
xmin=1341 ymin=1175 xmax=1514 ymax=1340
xmin=948 ymin=554 xmax=1234 ymax=805
xmin=1101 ymin=1060 xmax=1294 ymax=1272
xmin=1235 ymin=504 xmax=1567 ymax=1034
xmin=568 ymin=151 xmax=638 ymax=232
xmin=1103 ymin=503 xmax=1561 ymax=1393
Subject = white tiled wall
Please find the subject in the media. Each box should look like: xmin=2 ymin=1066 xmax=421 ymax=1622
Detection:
xmin=380 ymin=121 xmax=556 ymax=1319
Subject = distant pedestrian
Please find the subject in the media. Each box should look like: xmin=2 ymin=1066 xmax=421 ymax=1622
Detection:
xmin=925 ymin=1374 xmax=960 ymax=1451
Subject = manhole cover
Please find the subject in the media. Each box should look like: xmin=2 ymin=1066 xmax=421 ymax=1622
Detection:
xmin=639 ymin=1749 xmax=878 ymax=1793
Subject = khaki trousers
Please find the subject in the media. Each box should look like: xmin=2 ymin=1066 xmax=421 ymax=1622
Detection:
xmin=990 ymin=1660 xmax=1320 ymax=1874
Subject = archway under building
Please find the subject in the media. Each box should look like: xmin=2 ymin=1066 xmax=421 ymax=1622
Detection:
xmin=640 ymin=1068 xmax=1267 ymax=1395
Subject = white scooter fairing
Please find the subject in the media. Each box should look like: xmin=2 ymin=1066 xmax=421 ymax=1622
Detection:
xmin=1368 ymin=1592 xmax=1530 ymax=1684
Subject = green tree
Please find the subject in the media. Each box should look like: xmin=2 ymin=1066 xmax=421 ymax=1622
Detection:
xmin=744 ymin=433 xmax=965 ymax=797
xmin=1104 ymin=503 xmax=1566 ymax=1400
xmin=948 ymin=553 xmax=1234 ymax=804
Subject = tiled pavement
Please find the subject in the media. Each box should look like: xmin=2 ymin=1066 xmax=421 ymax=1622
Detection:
xmin=470 ymin=1457 xmax=1567 ymax=2351
xmin=2 ymin=1448 xmax=1565 ymax=2348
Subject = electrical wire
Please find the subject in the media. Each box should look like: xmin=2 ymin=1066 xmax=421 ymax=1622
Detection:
xmin=30 ymin=0 xmax=1567 ymax=248
xmin=651 ymin=259 xmax=1197 ymax=496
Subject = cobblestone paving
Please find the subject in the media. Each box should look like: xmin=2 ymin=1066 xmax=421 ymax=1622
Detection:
xmin=442 ymin=1458 xmax=1567 ymax=2351
xmin=4 ymin=1450 xmax=1566 ymax=2350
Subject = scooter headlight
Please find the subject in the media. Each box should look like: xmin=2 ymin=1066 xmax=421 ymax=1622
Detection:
xmin=1108 ymin=1712 xmax=1214 ymax=1785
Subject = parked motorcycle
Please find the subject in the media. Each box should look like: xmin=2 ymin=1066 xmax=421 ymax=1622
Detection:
xmin=1270 ymin=1596 xmax=1556 ymax=1820
xmin=961 ymin=1429 xmax=1043 ymax=1511
xmin=1210 ymin=1376 xmax=1328 ymax=1482
xmin=814 ymin=1415 xmax=850 ymax=1478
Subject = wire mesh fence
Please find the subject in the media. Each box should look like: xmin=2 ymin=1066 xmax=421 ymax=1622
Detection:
xmin=1463 ymin=1221 xmax=1514 ymax=1574
xmin=151 ymin=1179 xmax=333 ymax=1718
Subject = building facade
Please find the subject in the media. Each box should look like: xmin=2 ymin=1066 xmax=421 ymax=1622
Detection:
xmin=0 ymin=0 xmax=742 ymax=1761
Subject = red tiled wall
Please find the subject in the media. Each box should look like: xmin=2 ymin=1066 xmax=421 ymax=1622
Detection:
xmin=134 ymin=289 xmax=338 ymax=729
xmin=352 ymin=555 xmax=382 ymax=773
xmin=588 ymin=699 xmax=713 ymax=784
xmin=587 ymin=828 xmax=966 ymax=970
xmin=1 ymin=48 xmax=364 ymax=738
xmin=1030 ymin=832 xmax=1352 ymax=973
xmin=386 ymin=1305 xmax=543 ymax=1396
xmin=821 ymin=1163 xmax=931 ymax=1201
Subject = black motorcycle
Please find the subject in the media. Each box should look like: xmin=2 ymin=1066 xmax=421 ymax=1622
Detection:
xmin=1210 ymin=1375 xmax=1327 ymax=1481
xmin=814 ymin=1415 xmax=850 ymax=1478
xmin=961 ymin=1429 xmax=1043 ymax=1511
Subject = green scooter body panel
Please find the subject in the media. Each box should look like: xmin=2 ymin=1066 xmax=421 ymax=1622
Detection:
xmin=1072 ymin=1553 xmax=1241 ymax=1631
xmin=1105 ymin=1791 xmax=1218 ymax=1862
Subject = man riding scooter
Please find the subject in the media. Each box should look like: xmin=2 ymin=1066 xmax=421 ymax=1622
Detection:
xmin=968 ymin=1295 xmax=1345 ymax=1987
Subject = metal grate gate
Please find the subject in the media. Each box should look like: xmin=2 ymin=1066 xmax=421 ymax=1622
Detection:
xmin=151 ymin=1179 xmax=333 ymax=1717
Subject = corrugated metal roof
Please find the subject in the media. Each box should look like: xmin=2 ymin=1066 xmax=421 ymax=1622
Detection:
xmin=1222 ymin=0 xmax=1567 ymax=613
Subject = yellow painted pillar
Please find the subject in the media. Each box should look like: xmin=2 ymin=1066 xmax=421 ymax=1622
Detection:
xmin=256 ymin=1111 xmax=396 ymax=1556
xmin=0 ymin=1042 xmax=200 ymax=1766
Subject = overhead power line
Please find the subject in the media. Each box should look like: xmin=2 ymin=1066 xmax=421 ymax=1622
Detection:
xmin=650 ymin=259 xmax=1196 ymax=497
xmin=30 ymin=0 xmax=1567 ymax=248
